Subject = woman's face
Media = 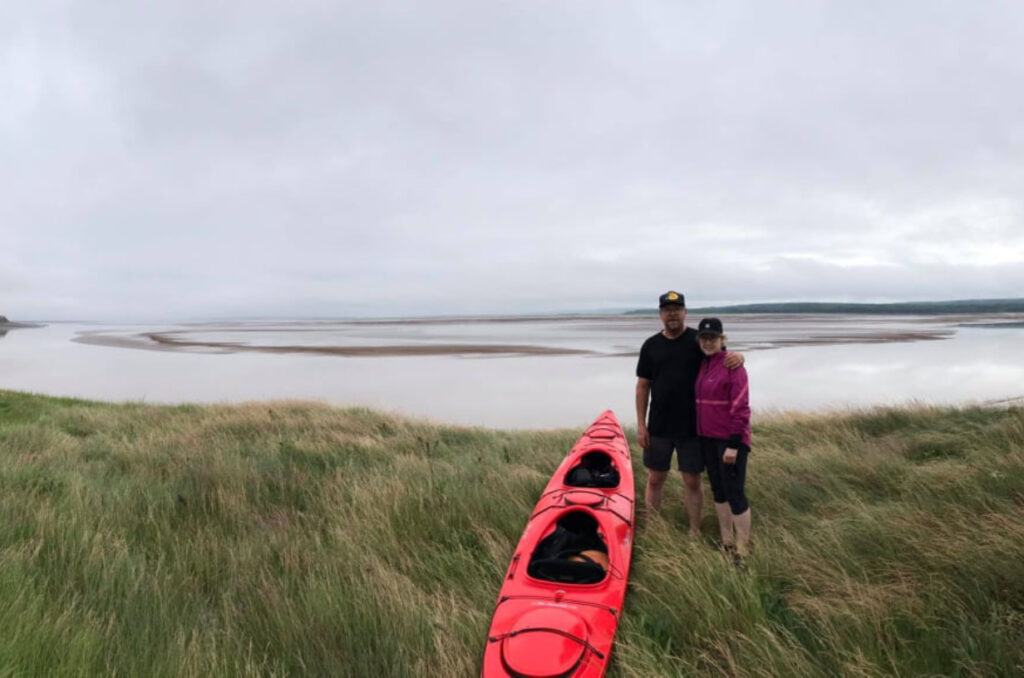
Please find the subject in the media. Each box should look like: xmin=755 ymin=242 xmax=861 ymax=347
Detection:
xmin=698 ymin=333 xmax=725 ymax=356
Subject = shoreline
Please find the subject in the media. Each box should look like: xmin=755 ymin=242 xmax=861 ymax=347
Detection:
xmin=1 ymin=388 xmax=1021 ymax=430
xmin=0 ymin=321 xmax=46 ymax=330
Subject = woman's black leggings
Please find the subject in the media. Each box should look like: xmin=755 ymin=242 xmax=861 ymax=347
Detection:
xmin=701 ymin=437 xmax=750 ymax=515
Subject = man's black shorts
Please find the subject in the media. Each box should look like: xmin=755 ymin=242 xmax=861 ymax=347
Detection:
xmin=643 ymin=436 xmax=704 ymax=473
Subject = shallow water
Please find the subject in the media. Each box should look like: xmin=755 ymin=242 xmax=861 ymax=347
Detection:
xmin=1 ymin=315 xmax=1022 ymax=428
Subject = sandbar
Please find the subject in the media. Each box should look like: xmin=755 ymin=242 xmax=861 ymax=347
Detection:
xmin=73 ymin=331 xmax=592 ymax=357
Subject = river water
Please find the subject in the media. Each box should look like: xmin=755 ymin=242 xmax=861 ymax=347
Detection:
xmin=1 ymin=314 xmax=1022 ymax=428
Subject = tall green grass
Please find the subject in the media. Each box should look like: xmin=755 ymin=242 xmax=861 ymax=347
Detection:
xmin=0 ymin=390 xmax=1021 ymax=677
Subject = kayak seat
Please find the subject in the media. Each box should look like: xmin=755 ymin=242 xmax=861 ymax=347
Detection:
xmin=565 ymin=451 xmax=620 ymax=488
xmin=527 ymin=511 xmax=608 ymax=585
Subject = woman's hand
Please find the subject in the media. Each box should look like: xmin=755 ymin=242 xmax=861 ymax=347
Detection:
xmin=723 ymin=448 xmax=738 ymax=465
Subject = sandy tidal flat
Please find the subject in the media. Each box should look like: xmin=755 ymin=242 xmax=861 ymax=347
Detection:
xmin=66 ymin=313 xmax=992 ymax=357
xmin=2 ymin=313 xmax=1023 ymax=427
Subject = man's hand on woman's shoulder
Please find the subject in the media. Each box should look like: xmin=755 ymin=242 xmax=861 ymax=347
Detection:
xmin=724 ymin=351 xmax=745 ymax=369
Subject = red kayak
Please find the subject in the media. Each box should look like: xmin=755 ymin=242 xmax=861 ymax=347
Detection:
xmin=481 ymin=410 xmax=635 ymax=678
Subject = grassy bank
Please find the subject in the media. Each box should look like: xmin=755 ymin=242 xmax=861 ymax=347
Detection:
xmin=0 ymin=391 xmax=1022 ymax=677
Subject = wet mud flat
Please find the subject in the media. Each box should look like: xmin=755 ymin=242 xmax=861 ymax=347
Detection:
xmin=72 ymin=330 xmax=591 ymax=357
xmin=9 ymin=315 xmax=1024 ymax=427
xmin=67 ymin=313 xmax=1024 ymax=358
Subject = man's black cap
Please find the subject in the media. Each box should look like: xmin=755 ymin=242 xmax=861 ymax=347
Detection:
xmin=697 ymin=317 xmax=724 ymax=336
xmin=658 ymin=291 xmax=685 ymax=307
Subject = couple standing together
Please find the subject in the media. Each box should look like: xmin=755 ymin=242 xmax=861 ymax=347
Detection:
xmin=635 ymin=291 xmax=753 ymax=559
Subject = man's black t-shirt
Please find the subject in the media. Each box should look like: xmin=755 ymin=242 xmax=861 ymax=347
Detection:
xmin=636 ymin=328 xmax=703 ymax=438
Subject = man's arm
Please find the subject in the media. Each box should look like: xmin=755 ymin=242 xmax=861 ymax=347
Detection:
xmin=635 ymin=377 xmax=651 ymax=449
xmin=724 ymin=350 xmax=745 ymax=370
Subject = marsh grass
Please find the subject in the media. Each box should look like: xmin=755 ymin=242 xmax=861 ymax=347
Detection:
xmin=0 ymin=390 xmax=1021 ymax=677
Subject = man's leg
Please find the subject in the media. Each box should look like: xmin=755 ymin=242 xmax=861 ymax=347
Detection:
xmin=643 ymin=437 xmax=673 ymax=513
xmin=681 ymin=471 xmax=703 ymax=537
xmin=646 ymin=470 xmax=669 ymax=513
xmin=677 ymin=438 xmax=706 ymax=537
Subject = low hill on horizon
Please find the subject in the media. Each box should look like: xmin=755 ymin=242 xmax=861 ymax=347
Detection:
xmin=0 ymin=316 xmax=45 ymax=328
xmin=625 ymin=297 xmax=1024 ymax=315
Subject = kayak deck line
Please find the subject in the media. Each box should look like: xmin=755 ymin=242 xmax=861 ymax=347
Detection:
xmin=495 ymin=595 xmax=619 ymax=618
xmin=487 ymin=626 xmax=607 ymax=661
xmin=529 ymin=502 xmax=634 ymax=529
xmin=538 ymin=487 xmax=635 ymax=503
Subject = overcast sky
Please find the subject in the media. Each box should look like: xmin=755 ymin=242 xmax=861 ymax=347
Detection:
xmin=3 ymin=1 xmax=1023 ymax=319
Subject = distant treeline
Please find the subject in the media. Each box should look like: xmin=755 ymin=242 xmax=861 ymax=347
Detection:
xmin=625 ymin=298 xmax=1024 ymax=315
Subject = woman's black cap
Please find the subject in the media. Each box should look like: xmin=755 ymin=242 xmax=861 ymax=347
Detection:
xmin=697 ymin=317 xmax=724 ymax=336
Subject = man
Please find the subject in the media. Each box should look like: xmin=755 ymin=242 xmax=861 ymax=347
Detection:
xmin=635 ymin=291 xmax=744 ymax=536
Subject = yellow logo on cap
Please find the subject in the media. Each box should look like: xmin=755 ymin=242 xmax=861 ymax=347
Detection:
xmin=667 ymin=292 xmax=679 ymax=300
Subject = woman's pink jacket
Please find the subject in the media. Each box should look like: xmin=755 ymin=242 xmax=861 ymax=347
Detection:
xmin=695 ymin=351 xmax=751 ymax=447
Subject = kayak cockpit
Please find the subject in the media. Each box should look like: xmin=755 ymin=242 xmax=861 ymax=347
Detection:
xmin=564 ymin=450 xmax=620 ymax=488
xmin=526 ymin=511 xmax=609 ymax=585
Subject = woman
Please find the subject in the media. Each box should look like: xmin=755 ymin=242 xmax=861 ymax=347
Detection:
xmin=695 ymin=317 xmax=752 ymax=563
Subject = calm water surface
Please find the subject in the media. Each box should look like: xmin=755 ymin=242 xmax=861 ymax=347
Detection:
xmin=1 ymin=315 xmax=1022 ymax=428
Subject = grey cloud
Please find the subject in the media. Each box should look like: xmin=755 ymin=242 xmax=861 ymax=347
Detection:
xmin=3 ymin=2 xmax=1024 ymax=319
